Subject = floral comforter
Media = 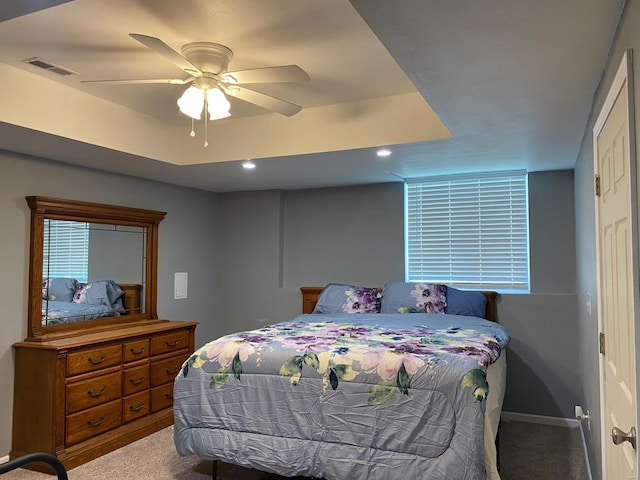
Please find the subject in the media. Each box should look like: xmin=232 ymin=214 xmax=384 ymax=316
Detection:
xmin=41 ymin=299 xmax=121 ymax=325
xmin=173 ymin=313 xmax=510 ymax=480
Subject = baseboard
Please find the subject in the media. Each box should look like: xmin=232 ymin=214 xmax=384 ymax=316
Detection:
xmin=501 ymin=411 xmax=580 ymax=428
xmin=0 ymin=455 xmax=9 ymax=464
xmin=500 ymin=411 xmax=593 ymax=480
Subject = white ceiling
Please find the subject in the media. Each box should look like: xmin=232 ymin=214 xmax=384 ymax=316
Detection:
xmin=0 ymin=0 xmax=624 ymax=192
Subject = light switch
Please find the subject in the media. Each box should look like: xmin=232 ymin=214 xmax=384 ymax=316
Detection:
xmin=174 ymin=272 xmax=188 ymax=299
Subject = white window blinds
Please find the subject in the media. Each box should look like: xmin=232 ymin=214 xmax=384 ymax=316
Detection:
xmin=43 ymin=219 xmax=89 ymax=281
xmin=405 ymin=171 xmax=529 ymax=292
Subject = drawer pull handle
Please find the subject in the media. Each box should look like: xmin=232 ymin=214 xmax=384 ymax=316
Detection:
xmin=130 ymin=375 xmax=145 ymax=385
xmin=88 ymin=354 xmax=106 ymax=365
xmin=165 ymin=367 xmax=179 ymax=375
xmin=87 ymin=415 xmax=105 ymax=427
xmin=130 ymin=346 xmax=145 ymax=355
xmin=165 ymin=339 xmax=179 ymax=347
xmin=129 ymin=402 xmax=145 ymax=412
xmin=87 ymin=386 xmax=105 ymax=397
xmin=164 ymin=392 xmax=174 ymax=400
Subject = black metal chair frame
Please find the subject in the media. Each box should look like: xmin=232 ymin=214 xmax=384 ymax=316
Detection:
xmin=0 ymin=453 xmax=68 ymax=479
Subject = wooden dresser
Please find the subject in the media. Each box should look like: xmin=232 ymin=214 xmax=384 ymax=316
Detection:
xmin=11 ymin=320 xmax=197 ymax=471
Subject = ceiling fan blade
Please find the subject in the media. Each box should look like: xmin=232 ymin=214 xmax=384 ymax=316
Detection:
xmin=223 ymin=65 xmax=309 ymax=84
xmin=224 ymin=86 xmax=302 ymax=117
xmin=129 ymin=33 xmax=202 ymax=76
xmin=82 ymin=78 xmax=194 ymax=85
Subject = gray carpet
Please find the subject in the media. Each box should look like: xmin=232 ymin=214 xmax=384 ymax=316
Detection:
xmin=1 ymin=420 xmax=589 ymax=479
xmin=497 ymin=419 xmax=589 ymax=480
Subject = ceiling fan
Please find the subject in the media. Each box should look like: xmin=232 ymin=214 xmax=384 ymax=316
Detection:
xmin=83 ymin=33 xmax=310 ymax=145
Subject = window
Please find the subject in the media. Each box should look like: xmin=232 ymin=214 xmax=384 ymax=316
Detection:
xmin=43 ymin=219 xmax=89 ymax=281
xmin=405 ymin=171 xmax=529 ymax=292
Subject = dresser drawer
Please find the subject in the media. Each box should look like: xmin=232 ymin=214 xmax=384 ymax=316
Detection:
xmin=150 ymin=355 xmax=186 ymax=387
xmin=151 ymin=330 xmax=189 ymax=356
xmin=67 ymin=344 xmax=122 ymax=377
xmin=123 ymin=364 xmax=149 ymax=396
xmin=123 ymin=338 xmax=149 ymax=363
xmin=66 ymin=371 xmax=122 ymax=414
xmin=123 ymin=391 xmax=149 ymax=423
xmin=150 ymin=383 xmax=174 ymax=413
xmin=66 ymin=400 xmax=122 ymax=446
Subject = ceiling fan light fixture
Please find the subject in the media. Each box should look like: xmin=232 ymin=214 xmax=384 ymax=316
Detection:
xmin=207 ymin=88 xmax=231 ymax=120
xmin=177 ymin=85 xmax=205 ymax=119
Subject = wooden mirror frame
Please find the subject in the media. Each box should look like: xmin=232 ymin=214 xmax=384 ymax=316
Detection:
xmin=26 ymin=196 xmax=166 ymax=341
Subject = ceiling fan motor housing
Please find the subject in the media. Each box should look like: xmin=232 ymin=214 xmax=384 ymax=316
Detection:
xmin=181 ymin=42 xmax=233 ymax=74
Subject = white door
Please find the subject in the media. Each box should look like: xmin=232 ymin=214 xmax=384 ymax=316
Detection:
xmin=595 ymin=50 xmax=638 ymax=480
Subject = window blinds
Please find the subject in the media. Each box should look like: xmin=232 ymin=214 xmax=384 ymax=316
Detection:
xmin=43 ymin=219 xmax=89 ymax=281
xmin=405 ymin=171 xmax=529 ymax=292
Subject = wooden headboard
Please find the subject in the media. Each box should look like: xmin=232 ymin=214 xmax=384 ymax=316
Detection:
xmin=118 ymin=283 xmax=142 ymax=315
xmin=300 ymin=286 xmax=499 ymax=322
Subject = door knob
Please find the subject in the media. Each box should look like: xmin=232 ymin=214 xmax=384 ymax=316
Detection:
xmin=612 ymin=426 xmax=636 ymax=450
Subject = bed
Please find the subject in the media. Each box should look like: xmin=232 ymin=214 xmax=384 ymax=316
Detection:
xmin=173 ymin=282 xmax=510 ymax=480
xmin=41 ymin=278 xmax=142 ymax=325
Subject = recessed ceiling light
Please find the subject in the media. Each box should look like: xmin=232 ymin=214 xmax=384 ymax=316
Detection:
xmin=242 ymin=160 xmax=256 ymax=170
xmin=377 ymin=148 xmax=392 ymax=157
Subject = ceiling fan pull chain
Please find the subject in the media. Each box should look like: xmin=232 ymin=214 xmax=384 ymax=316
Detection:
xmin=204 ymin=94 xmax=209 ymax=147
xmin=190 ymin=118 xmax=195 ymax=137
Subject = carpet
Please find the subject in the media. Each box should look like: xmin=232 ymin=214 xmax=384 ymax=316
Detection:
xmin=0 ymin=420 xmax=589 ymax=479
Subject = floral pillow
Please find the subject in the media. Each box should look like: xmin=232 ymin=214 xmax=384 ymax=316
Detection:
xmin=73 ymin=280 xmax=125 ymax=310
xmin=72 ymin=282 xmax=88 ymax=303
xmin=313 ymin=283 xmax=382 ymax=314
xmin=380 ymin=282 xmax=447 ymax=314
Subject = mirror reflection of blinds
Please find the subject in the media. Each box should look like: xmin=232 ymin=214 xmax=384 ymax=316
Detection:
xmin=405 ymin=171 xmax=529 ymax=292
xmin=43 ymin=219 xmax=89 ymax=282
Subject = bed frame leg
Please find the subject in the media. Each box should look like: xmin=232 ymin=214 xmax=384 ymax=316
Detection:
xmin=496 ymin=423 xmax=501 ymax=471
xmin=211 ymin=460 xmax=218 ymax=480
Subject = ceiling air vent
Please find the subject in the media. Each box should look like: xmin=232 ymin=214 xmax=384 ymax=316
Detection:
xmin=22 ymin=57 xmax=78 ymax=76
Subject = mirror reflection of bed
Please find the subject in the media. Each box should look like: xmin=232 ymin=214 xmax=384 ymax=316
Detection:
xmin=41 ymin=279 xmax=142 ymax=326
xmin=41 ymin=218 xmax=147 ymax=326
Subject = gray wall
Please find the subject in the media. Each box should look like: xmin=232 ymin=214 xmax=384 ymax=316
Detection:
xmin=0 ymin=150 xmax=579 ymax=461
xmin=529 ymin=170 xmax=577 ymax=293
xmin=574 ymin=1 xmax=640 ymax=478
xmin=498 ymin=170 xmax=580 ymax=417
xmin=213 ymin=184 xmax=405 ymax=336
xmin=282 ymin=184 xmax=405 ymax=288
xmin=214 ymin=190 xmax=293 ymax=334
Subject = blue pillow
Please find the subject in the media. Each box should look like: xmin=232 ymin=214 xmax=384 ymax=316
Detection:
xmin=313 ymin=283 xmax=382 ymax=314
xmin=445 ymin=286 xmax=487 ymax=318
xmin=42 ymin=278 xmax=77 ymax=302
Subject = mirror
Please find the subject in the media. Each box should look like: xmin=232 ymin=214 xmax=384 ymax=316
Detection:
xmin=27 ymin=196 xmax=166 ymax=341
xmin=41 ymin=220 xmax=146 ymax=326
